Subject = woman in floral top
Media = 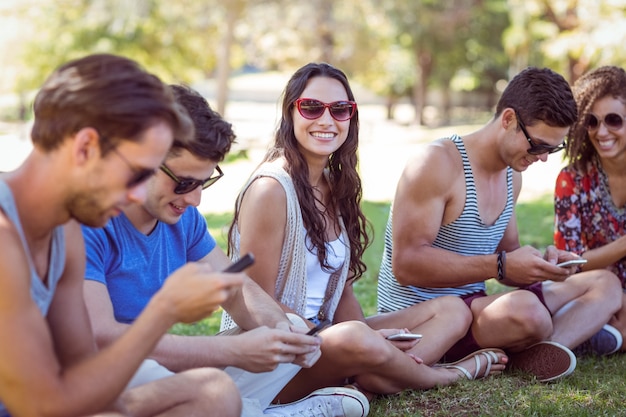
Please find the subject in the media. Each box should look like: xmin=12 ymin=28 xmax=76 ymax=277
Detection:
xmin=554 ymin=65 xmax=626 ymax=352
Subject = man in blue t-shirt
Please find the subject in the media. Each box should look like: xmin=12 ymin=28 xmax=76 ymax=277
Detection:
xmin=82 ymin=85 xmax=369 ymax=417
xmin=0 ymin=56 xmax=244 ymax=417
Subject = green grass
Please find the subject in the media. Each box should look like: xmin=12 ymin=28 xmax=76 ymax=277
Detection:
xmin=171 ymin=194 xmax=626 ymax=417
xmin=516 ymin=194 xmax=556 ymax=250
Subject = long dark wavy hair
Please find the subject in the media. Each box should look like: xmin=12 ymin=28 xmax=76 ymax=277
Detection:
xmin=229 ymin=62 xmax=371 ymax=281
xmin=566 ymin=66 xmax=626 ymax=172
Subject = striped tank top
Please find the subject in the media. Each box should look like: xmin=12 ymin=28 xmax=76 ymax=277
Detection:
xmin=377 ymin=134 xmax=514 ymax=313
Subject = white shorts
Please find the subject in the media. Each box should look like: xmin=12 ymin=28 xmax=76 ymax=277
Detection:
xmin=126 ymin=313 xmax=307 ymax=414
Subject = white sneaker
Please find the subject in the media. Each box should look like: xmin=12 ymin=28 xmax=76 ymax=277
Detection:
xmin=264 ymin=387 xmax=369 ymax=417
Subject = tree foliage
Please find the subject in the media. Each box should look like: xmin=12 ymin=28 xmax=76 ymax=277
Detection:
xmin=1 ymin=0 xmax=626 ymax=123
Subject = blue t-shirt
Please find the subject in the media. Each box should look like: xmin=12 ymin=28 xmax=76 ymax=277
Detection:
xmin=82 ymin=207 xmax=216 ymax=323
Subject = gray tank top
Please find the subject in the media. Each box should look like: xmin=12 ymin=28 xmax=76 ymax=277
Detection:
xmin=0 ymin=180 xmax=65 ymax=313
xmin=0 ymin=180 xmax=66 ymax=416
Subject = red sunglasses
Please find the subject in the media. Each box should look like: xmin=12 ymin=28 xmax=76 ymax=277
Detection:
xmin=295 ymin=98 xmax=357 ymax=121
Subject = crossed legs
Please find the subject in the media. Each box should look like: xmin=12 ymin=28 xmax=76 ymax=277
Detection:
xmin=275 ymin=320 xmax=506 ymax=403
xmin=546 ymin=269 xmax=622 ymax=349
xmin=469 ymin=269 xmax=622 ymax=352
xmin=121 ymin=368 xmax=241 ymax=417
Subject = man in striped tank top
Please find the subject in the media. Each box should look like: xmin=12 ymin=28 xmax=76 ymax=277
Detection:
xmin=377 ymin=67 xmax=622 ymax=383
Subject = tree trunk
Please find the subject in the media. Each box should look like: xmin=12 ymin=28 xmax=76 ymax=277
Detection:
xmin=216 ymin=4 xmax=242 ymax=116
xmin=413 ymin=49 xmax=433 ymax=126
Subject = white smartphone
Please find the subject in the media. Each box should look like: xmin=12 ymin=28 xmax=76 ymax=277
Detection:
xmin=556 ymin=259 xmax=587 ymax=268
xmin=386 ymin=333 xmax=423 ymax=342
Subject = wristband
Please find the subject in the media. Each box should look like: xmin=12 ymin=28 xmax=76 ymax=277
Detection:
xmin=497 ymin=251 xmax=506 ymax=281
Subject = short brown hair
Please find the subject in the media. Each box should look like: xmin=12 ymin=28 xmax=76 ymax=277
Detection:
xmin=495 ymin=67 xmax=577 ymax=128
xmin=31 ymin=53 xmax=193 ymax=153
xmin=169 ymin=84 xmax=235 ymax=162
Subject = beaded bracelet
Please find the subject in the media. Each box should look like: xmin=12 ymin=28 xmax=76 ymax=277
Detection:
xmin=497 ymin=251 xmax=506 ymax=281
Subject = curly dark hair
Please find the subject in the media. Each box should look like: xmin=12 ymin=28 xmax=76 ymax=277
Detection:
xmin=169 ymin=84 xmax=236 ymax=162
xmin=566 ymin=66 xmax=626 ymax=172
xmin=495 ymin=67 xmax=577 ymax=129
xmin=230 ymin=62 xmax=371 ymax=281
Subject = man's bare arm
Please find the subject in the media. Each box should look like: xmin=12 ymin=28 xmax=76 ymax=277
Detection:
xmin=391 ymin=143 xmax=504 ymax=287
xmin=203 ymin=247 xmax=292 ymax=330
xmin=0 ymin=221 xmax=240 ymax=417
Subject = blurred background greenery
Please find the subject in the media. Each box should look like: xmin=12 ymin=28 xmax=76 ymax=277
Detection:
xmin=1 ymin=0 xmax=626 ymax=127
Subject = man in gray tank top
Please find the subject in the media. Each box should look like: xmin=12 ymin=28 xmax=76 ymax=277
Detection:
xmin=377 ymin=67 xmax=622 ymax=383
xmin=0 ymin=54 xmax=246 ymax=417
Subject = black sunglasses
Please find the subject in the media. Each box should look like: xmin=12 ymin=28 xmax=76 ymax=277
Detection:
xmin=586 ymin=112 xmax=626 ymax=132
xmin=160 ymin=164 xmax=223 ymax=194
xmin=110 ymin=147 xmax=157 ymax=188
xmin=515 ymin=111 xmax=565 ymax=155
xmin=295 ymin=98 xmax=357 ymax=122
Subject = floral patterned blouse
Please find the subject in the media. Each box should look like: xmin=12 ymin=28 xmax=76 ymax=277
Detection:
xmin=554 ymin=160 xmax=626 ymax=286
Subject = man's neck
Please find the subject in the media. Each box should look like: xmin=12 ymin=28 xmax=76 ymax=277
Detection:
xmin=8 ymin=150 xmax=71 ymax=241
xmin=122 ymin=204 xmax=158 ymax=235
xmin=462 ymin=123 xmax=509 ymax=174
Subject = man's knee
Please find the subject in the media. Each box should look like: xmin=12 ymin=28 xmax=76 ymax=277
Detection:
xmin=501 ymin=291 xmax=553 ymax=338
xmin=186 ymin=368 xmax=242 ymax=416
xmin=437 ymin=296 xmax=473 ymax=328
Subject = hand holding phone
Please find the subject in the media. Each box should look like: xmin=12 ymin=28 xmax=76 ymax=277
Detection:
xmin=223 ymin=253 xmax=255 ymax=273
xmin=306 ymin=320 xmax=330 ymax=336
xmin=386 ymin=333 xmax=423 ymax=342
xmin=556 ymin=259 xmax=587 ymax=268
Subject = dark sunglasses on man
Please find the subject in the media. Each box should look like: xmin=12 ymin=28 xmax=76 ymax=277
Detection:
xmin=515 ymin=110 xmax=566 ymax=155
xmin=160 ymin=164 xmax=224 ymax=194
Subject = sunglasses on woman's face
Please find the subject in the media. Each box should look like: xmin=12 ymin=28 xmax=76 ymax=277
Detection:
xmin=585 ymin=113 xmax=626 ymax=132
xmin=160 ymin=164 xmax=223 ymax=194
xmin=295 ymin=98 xmax=357 ymax=122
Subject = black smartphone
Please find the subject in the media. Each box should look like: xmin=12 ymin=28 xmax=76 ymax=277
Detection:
xmin=223 ymin=253 xmax=255 ymax=273
xmin=306 ymin=320 xmax=330 ymax=336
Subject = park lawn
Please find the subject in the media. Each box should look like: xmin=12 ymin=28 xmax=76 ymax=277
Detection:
xmin=171 ymin=194 xmax=626 ymax=417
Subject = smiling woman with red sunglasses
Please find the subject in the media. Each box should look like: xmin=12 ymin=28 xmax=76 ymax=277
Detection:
xmin=555 ymin=65 xmax=626 ymax=355
xmin=222 ymin=62 xmax=507 ymax=413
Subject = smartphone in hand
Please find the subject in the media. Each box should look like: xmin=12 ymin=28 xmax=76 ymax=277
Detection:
xmin=223 ymin=253 xmax=255 ymax=273
xmin=306 ymin=320 xmax=331 ymax=336
xmin=556 ymin=259 xmax=587 ymax=268
xmin=386 ymin=333 xmax=423 ymax=342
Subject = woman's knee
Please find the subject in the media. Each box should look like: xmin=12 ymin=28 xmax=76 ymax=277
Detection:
xmin=436 ymin=296 xmax=472 ymax=328
xmin=322 ymin=321 xmax=393 ymax=366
